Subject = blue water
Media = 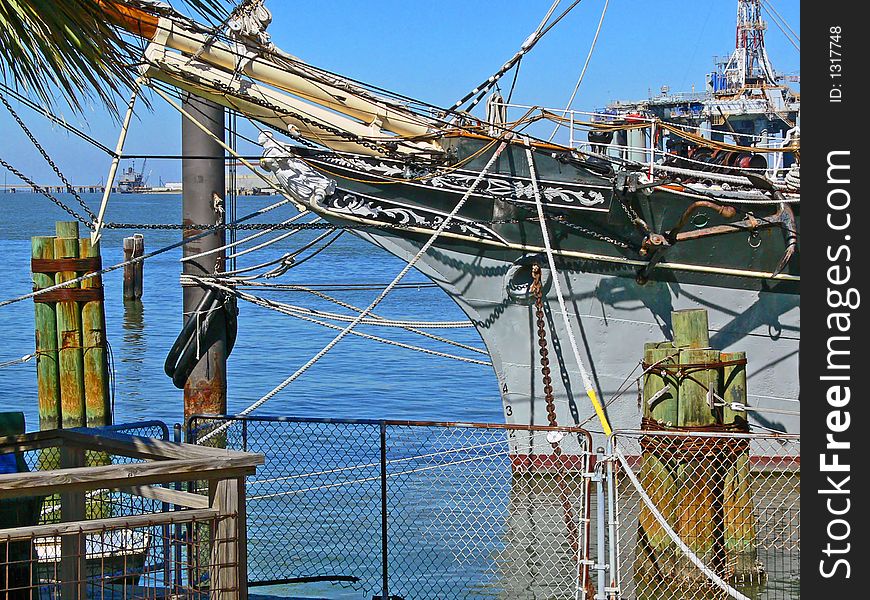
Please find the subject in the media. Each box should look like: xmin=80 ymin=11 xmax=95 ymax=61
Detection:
xmin=0 ymin=192 xmax=501 ymax=431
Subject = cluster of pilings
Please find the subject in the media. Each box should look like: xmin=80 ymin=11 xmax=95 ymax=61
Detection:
xmin=635 ymin=309 xmax=761 ymax=593
xmin=31 ymin=222 xmax=112 ymax=440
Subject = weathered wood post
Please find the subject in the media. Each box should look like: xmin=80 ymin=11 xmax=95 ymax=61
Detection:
xmin=31 ymin=237 xmax=61 ymax=433
xmin=54 ymin=222 xmax=86 ymax=430
xmin=181 ymin=94 xmax=228 ymax=423
xmin=720 ymin=351 xmax=759 ymax=581
xmin=123 ymin=234 xmax=145 ymax=300
xmin=209 ymin=476 xmax=248 ymax=600
xmin=31 ymin=224 xmax=113 ymax=477
xmin=635 ymin=309 xmax=759 ymax=591
xmin=80 ymin=238 xmax=111 ymax=428
xmin=59 ymin=444 xmax=87 ymax=600
xmin=635 ymin=342 xmax=679 ymax=581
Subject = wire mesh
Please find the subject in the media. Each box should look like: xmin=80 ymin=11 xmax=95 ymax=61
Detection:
xmin=1 ymin=422 xmax=242 ymax=600
xmin=21 ymin=422 xmax=171 ymax=526
xmin=0 ymin=511 xmax=234 ymax=600
xmin=189 ymin=416 xmax=593 ymax=599
xmin=610 ymin=431 xmax=799 ymax=600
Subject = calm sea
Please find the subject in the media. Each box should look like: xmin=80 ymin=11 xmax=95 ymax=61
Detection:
xmin=0 ymin=192 xmax=501 ymax=432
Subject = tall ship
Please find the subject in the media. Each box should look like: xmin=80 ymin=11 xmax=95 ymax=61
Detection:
xmin=103 ymin=0 xmax=800 ymax=445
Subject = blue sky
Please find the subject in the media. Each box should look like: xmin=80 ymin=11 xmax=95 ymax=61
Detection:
xmin=0 ymin=0 xmax=800 ymax=187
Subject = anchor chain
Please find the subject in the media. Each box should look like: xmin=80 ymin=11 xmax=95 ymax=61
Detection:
xmin=530 ymin=262 xmax=558 ymax=429
xmin=530 ymin=262 xmax=583 ymax=568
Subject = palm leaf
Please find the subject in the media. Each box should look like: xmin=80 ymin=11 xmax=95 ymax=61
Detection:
xmin=0 ymin=0 xmax=229 ymax=115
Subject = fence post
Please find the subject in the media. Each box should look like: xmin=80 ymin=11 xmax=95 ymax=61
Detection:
xmin=60 ymin=444 xmax=87 ymax=600
xmin=380 ymin=421 xmax=389 ymax=600
xmin=594 ymin=450 xmax=607 ymax=600
xmin=209 ymin=476 xmax=247 ymax=600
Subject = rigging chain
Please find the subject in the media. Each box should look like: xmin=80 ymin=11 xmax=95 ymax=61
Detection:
xmin=0 ymin=93 xmax=97 ymax=221
xmin=0 ymin=157 xmax=92 ymax=226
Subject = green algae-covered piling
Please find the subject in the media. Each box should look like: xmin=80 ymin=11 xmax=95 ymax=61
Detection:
xmin=30 ymin=222 xmax=112 ymax=432
xmin=31 ymin=236 xmax=61 ymax=432
xmin=54 ymin=222 xmax=86 ymax=430
xmin=80 ymin=237 xmax=111 ymax=428
xmin=635 ymin=310 xmax=760 ymax=591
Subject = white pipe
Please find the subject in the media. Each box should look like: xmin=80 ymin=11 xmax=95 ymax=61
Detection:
xmin=143 ymin=49 xmax=439 ymax=156
xmin=91 ymin=80 xmax=142 ymax=243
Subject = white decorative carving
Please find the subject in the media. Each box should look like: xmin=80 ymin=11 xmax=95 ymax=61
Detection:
xmin=326 ymin=191 xmax=498 ymax=241
xmin=317 ymin=154 xmax=608 ymax=208
xmin=259 ymin=132 xmax=335 ymax=204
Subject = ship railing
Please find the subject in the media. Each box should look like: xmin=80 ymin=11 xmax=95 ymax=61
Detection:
xmin=605 ymin=429 xmax=800 ymax=600
xmin=188 ymin=414 xmax=594 ymax=600
xmin=0 ymin=426 xmax=263 ymax=600
xmin=490 ymin=101 xmax=798 ymax=184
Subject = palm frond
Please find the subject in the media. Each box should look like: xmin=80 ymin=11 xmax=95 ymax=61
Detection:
xmin=0 ymin=0 xmax=229 ymax=115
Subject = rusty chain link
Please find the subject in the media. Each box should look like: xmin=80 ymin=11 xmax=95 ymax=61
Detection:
xmin=530 ymin=262 xmax=583 ymax=568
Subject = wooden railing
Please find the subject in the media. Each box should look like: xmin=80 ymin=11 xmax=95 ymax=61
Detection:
xmin=0 ymin=428 xmax=263 ymax=600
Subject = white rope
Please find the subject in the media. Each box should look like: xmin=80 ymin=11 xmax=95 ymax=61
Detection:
xmin=275 ymin=284 xmax=487 ymax=353
xmin=0 ymin=353 xmax=35 ymax=369
xmin=526 ymin=140 xmax=612 ymax=435
xmin=547 ymin=0 xmax=610 ymax=142
xmin=181 ymin=211 xmax=311 ymax=262
xmin=226 ymin=226 xmax=308 ymax=260
xmin=218 ymin=230 xmax=334 ymax=276
xmin=656 ymin=181 xmax=799 ymax=205
xmin=613 ymin=448 xmax=751 ymax=600
xmin=197 ymin=138 xmax=510 ymax=443
xmin=187 ymin=276 xmax=491 ymax=367
xmin=183 ymin=275 xmax=476 ymax=329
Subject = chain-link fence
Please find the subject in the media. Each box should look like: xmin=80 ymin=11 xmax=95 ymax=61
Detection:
xmin=609 ymin=430 xmax=800 ymax=600
xmin=21 ymin=421 xmax=171 ymax=525
xmin=188 ymin=416 xmax=593 ymax=599
xmin=2 ymin=422 xmax=248 ymax=600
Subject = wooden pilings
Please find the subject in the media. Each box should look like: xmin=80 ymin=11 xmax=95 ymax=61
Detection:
xmin=31 ymin=237 xmax=61 ymax=433
xmin=123 ymin=234 xmax=145 ymax=301
xmin=30 ymin=222 xmax=112 ymax=433
xmin=635 ymin=309 xmax=759 ymax=589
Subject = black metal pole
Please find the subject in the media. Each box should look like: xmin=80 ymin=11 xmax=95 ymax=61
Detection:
xmin=380 ymin=421 xmax=389 ymax=600
xmin=181 ymin=94 xmax=227 ymax=423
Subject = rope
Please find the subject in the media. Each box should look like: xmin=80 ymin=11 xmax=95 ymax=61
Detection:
xmin=198 ymin=137 xmax=511 ymax=443
xmin=525 ymin=140 xmax=612 ymax=436
xmin=0 ymin=353 xmax=35 ymax=369
xmin=184 ymin=285 xmax=473 ymax=329
xmin=226 ymin=224 xmax=313 ymax=260
xmin=547 ymin=0 xmax=610 ymax=142
xmin=188 ymin=277 xmax=491 ymax=368
xmin=449 ymin=1 xmax=584 ymax=114
xmin=180 ymin=211 xmax=312 ymax=262
xmin=264 ymin=284 xmax=487 ymax=354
